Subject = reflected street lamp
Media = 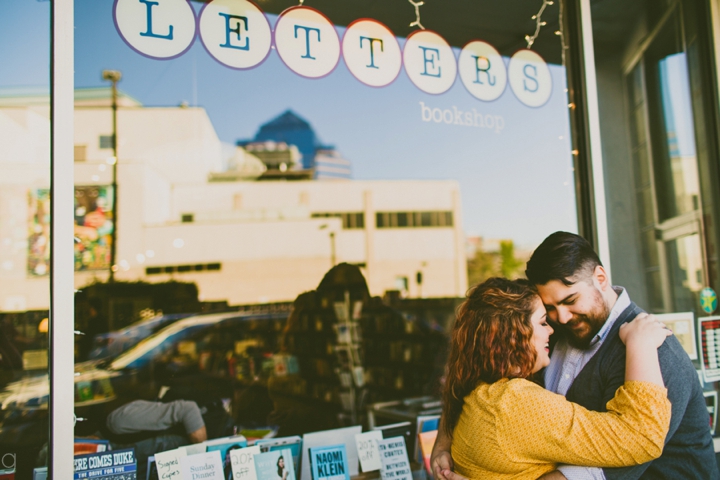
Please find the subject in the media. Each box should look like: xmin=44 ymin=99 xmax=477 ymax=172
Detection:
xmin=102 ymin=69 xmax=122 ymax=282
xmin=319 ymin=224 xmax=337 ymax=266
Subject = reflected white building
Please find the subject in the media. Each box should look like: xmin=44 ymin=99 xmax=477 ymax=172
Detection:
xmin=0 ymin=88 xmax=467 ymax=310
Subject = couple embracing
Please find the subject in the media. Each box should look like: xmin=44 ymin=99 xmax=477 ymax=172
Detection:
xmin=431 ymin=232 xmax=717 ymax=479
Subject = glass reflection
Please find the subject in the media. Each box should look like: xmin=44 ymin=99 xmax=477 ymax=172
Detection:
xmin=0 ymin=1 xmax=51 ymax=477
xmin=657 ymin=53 xmax=701 ymax=218
xmin=666 ymin=233 xmax=705 ymax=312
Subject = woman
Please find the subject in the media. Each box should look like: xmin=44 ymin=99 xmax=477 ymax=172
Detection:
xmin=277 ymin=455 xmax=289 ymax=480
xmin=443 ymin=278 xmax=672 ymax=479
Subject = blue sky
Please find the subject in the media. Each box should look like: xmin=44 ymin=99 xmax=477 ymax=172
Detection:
xmin=2 ymin=0 xmax=578 ymax=249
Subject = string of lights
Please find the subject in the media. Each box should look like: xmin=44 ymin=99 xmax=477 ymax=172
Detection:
xmin=408 ymin=0 xmax=426 ymax=30
xmin=555 ymin=0 xmax=568 ymax=66
xmin=525 ymin=0 xmax=554 ymax=49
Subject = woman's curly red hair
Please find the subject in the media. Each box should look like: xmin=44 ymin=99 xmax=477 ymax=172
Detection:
xmin=441 ymin=277 xmax=539 ymax=435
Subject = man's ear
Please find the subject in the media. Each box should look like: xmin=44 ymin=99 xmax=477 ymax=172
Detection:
xmin=593 ymin=265 xmax=610 ymax=291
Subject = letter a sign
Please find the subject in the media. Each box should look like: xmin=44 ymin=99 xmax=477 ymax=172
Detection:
xmin=114 ymin=0 xmax=197 ymax=59
xmin=274 ymin=6 xmax=340 ymax=79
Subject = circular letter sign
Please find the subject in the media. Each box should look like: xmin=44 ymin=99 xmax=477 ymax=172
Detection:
xmin=342 ymin=19 xmax=401 ymax=87
xmin=459 ymin=41 xmax=507 ymax=102
xmin=508 ymin=49 xmax=552 ymax=107
xmin=114 ymin=0 xmax=197 ymax=60
xmin=274 ymin=6 xmax=340 ymax=79
xmin=403 ymin=30 xmax=457 ymax=95
xmin=199 ymin=0 xmax=272 ymax=69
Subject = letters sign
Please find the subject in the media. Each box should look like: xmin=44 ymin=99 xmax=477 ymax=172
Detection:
xmin=403 ymin=30 xmax=457 ymax=95
xmin=114 ymin=0 xmax=196 ymax=59
xmin=508 ymin=49 xmax=552 ymax=107
xmin=342 ymin=19 xmax=402 ymax=88
xmin=274 ymin=6 xmax=341 ymax=79
xmin=459 ymin=40 xmax=507 ymax=101
xmin=199 ymin=0 xmax=272 ymax=69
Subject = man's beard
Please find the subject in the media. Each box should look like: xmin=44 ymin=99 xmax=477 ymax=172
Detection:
xmin=560 ymin=291 xmax=611 ymax=350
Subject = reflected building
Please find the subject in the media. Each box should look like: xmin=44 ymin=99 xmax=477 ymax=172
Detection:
xmin=238 ymin=110 xmax=352 ymax=180
xmin=0 ymin=89 xmax=467 ymax=310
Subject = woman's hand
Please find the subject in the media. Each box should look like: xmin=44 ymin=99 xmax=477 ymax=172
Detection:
xmin=619 ymin=313 xmax=672 ymax=349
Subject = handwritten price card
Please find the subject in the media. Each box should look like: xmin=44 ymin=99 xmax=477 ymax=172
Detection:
xmin=231 ymin=446 xmax=260 ymax=480
xmin=355 ymin=431 xmax=383 ymax=473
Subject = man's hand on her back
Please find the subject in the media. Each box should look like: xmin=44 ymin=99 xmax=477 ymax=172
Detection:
xmin=430 ymin=450 xmax=468 ymax=480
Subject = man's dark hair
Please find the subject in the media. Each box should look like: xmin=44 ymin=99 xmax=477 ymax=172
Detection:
xmin=525 ymin=231 xmax=602 ymax=286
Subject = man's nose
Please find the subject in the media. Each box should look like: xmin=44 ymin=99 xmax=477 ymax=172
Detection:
xmin=556 ymin=308 xmax=573 ymax=324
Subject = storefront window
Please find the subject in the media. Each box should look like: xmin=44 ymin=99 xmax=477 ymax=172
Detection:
xmin=645 ymin=17 xmax=701 ymax=223
xmin=0 ymin=1 xmax=51 ymax=477
xmin=611 ymin=1 xmax=713 ymax=316
xmin=8 ymin=0 xmax=581 ymax=475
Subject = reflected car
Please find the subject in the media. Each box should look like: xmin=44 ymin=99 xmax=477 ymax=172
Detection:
xmin=87 ymin=313 xmax=193 ymax=361
xmin=0 ymin=310 xmax=287 ymax=477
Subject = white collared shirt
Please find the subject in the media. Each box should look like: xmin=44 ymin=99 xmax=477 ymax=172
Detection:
xmin=545 ymin=287 xmax=631 ymax=480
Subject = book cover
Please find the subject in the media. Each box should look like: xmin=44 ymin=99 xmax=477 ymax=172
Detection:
xmin=414 ymin=415 xmax=440 ymax=463
xmin=146 ymin=457 xmax=158 ymax=480
xmin=373 ymin=422 xmax=413 ymax=459
xmin=417 ymin=430 xmax=438 ymax=474
xmin=300 ymin=426 xmax=361 ymax=480
xmin=33 ymin=467 xmax=48 ymax=480
xmin=205 ymin=436 xmax=249 ymax=480
xmin=74 ymin=448 xmax=137 ymax=480
xmin=377 ymin=437 xmax=411 ymax=480
xmin=256 ymin=436 xmax=302 ymax=476
xmin=308 ymin=445 xmax=349 ymax=480
xmin=254 ymin=448 xmax=296 ymax=480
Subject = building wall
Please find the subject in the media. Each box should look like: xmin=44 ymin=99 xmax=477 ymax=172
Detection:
xmin=595 ymin=50 xmax=649 ymax=307
xmin=0 ymin=101 xmax=468 ymax=310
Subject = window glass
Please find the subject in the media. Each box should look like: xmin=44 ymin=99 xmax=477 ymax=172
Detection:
xmin=0 ymin=1 xmax=51 ymax=477
xmin=2 ymin=0 xmax=577 ymax=475
xmin=645 ymin=16 xmax=701 ymax=222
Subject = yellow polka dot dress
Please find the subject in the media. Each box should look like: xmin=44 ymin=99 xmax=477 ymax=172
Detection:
xmin=451 ymin=379 xmax=671 ymax=479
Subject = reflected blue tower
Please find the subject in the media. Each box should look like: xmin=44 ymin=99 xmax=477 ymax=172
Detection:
xmin=238 ymin=110 xmax=351 ymax=179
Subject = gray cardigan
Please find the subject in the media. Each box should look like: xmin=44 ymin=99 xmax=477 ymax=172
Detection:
xmin=565 ymin=302 xmax=718 ymax=479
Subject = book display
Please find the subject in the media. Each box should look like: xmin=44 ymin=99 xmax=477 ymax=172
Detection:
xmin=279 ymin=264 xmax=447 ymax=428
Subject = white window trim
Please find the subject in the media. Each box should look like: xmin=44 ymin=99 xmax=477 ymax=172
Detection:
xmin=580 ymin=0 xmax=612 ymax=273
xmin=51 ymin=0 xmax=75 ymax=476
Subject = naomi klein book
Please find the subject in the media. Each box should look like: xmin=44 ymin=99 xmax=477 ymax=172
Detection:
xmin=308 ymin=445 xmax=350 ymax=480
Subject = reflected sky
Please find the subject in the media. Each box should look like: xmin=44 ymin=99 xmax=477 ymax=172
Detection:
xmin=1 ymin=0 xmax=578 ymax=248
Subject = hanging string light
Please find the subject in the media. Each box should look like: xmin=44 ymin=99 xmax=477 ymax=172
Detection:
xmin=554 ymin=0 xmax=568 ymax=66
xmin=408 ymin=0 xmax=426 ymax=30
xmin=525 ymin=0 xmax=554 ymax=49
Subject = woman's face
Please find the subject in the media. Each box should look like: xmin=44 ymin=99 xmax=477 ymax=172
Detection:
xmin=278 ymin=458 xmax=284 ymax=468
xmin=530 ymin=298 xmax=554 ymax=373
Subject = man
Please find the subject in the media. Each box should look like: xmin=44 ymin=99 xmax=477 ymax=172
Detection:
xmin=105 ymin=399 xmax=207 ymax=479
xmin=431 ymin=231 xmax=717 ymax=479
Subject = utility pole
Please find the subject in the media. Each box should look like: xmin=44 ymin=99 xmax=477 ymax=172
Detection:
xmin=330 ymin=231 xmax=336 ymax=266
xmin=102 ymin=70 xmax=122 ymax=282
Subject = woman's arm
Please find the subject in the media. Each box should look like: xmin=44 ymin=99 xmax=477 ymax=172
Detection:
xmin=498 ymin=316 xmax=672 ymax=468
xmin=498 ymin=380 xmax=670 ymax=468
xmin=619 ymin=313 xmax=668 ymax=386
